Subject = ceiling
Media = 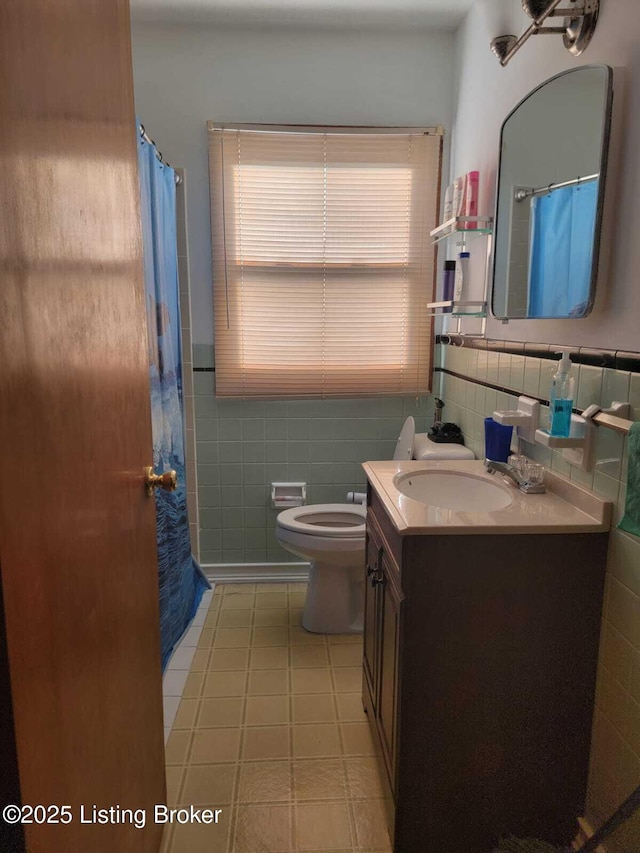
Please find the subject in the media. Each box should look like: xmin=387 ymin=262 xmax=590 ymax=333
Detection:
xmin=129 ymin=0 xmax=476 ymax=30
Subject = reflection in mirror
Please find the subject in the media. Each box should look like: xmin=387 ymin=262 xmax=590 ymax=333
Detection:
xmin=492 ymin=66 xmax=613 ymax=320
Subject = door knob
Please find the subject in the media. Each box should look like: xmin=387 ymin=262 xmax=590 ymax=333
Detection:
xmin=144 ymin=466 xmax=177 ymax=496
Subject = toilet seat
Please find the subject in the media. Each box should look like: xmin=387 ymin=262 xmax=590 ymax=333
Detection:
xmin=277 ymin=503 xmax=366 ymax=538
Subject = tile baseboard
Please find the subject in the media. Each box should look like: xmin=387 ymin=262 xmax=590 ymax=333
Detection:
xmin=203 ymin=562 xmax=310 ymax=584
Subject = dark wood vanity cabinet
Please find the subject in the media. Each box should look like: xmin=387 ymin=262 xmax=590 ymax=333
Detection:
xmin=362 ymin=484 xmax=609 ymax=853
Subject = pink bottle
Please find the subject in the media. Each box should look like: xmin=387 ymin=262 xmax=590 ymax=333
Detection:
xmin=461 ymin=171 xmax=479 ymax=230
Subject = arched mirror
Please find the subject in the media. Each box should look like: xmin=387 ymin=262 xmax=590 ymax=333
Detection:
xmin=492 ymin=65 xmax=614 ymax=320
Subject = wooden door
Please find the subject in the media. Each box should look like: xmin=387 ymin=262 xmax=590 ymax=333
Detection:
xmin=0 ymin=2 xmax=166 ymax=851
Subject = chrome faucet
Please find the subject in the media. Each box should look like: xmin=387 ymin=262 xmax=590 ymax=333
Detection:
xmin=484 ymin=459 xmax=546 ymax=494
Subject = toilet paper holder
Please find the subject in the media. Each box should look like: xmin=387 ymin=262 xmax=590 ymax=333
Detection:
xmin=271 ymin=482 xmax=306 ymax=508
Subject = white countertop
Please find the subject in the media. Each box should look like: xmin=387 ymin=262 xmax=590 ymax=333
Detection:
xmin=362 ymin=460 xmax=612 ymax=536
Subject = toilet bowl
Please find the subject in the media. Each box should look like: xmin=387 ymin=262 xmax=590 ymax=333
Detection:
xmin=276 ymin=417 xmax=475 ymax=634
xmin=276 ymin=504 xmax=366 ymax=634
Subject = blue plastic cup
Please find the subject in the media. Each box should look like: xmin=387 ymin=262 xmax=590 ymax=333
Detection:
xmin=484 ymin=417 xmax=513 ymax=463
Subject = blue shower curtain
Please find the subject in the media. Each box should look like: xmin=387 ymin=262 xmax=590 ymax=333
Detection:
xmin=527 ymin=180 xmax=598 ymax=318
xmin=137 ymin=126 xmax=209 ymax=670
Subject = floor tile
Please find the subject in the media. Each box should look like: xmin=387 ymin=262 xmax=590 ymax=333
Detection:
xmin=336 ymin=693 xmax=367 ymax=722
xmin=255 ymin=591 xmax=288 ymax=609
xmin=173 ymin=698 xmax=198 ymax=730
xmin=328 ymin=634 xmax=362 ymax=645
xmin=295 ymin=802 xmax=353 ymax=851
xmin=341 ymin=723 xmax=376 ymax=757
xmin=238 ymin=760 xmax=292 ymax=803
xmin=164 ymin=583 xmax=389 ymax=853
xmin=233 ymin=804 xmax=293 ymax=852
xmin=253 ymin=626 xmax=290 ymax=647
xmin=351 ymin=800 xmax=391 ymax=850
xmin=293 ymin=759 xmax=347 ymax=800
xmin=241 ymin=726 xmax=291 ymax=761
xmin=246 ymin=695 xmax=290 ymax=726
xmin=250 ymin=646 xmax=290 ymax=670
xmin=291 ymin=645 xmax=330 ymax=669
xmin=197 ymin=628 xmax=215 ymax=648
xmin=168 ymin=805 xmax=230 ymax=853
xmin=289 ymin=626 xmax=327 ymax=645
xmin=183 ymin=671 xmax=205 ymax=699
xmin=164 ymin=730 xmax=192 ymax=766
xmin=257 ymin=583 xmax=289 ymax=593
xmin=224 ymin=583 xmax=256 ymax=594
xmin=329 ymin=644 xmax=364 ymax=668
xmin=293 ymin=724 xmax=342 ymax=758
xmin=221 ymin=593 xmax=256 ymax=611
xmin=190 ymin=649 xmax=211 ymax=671
xmin=345 ymin=758 xmax=385 ymax=799
xmin=213 ymin=627 xmax=252 ymax=648
xmin=292 ymin=694 xmax=337 ymax=724
xmin=181 ymin=763 xmax=236 ymax=805
xmin=197 ymin=697 xmax=245 ymax=728
xmin=292 ymin=668 xmax=333 ymax=695
xmin=248 ymin=669 xmax=290 ymax=695
xmin=332 ymin=667 xmax=362 ymax=693
xmin=204 ymin=670 xmax=247 ymax=697
xmin=190 ymin=728 xmax=241 ymax=764
xmin=289 ymin=591 xmax=307 ymax=608
xmin=254 ymin=608 xmax=291 ymax=627
xmin=210 ymin=648 xmax=250 ymax=671
xmin=218 ymin=609 xmax=254 ymax=628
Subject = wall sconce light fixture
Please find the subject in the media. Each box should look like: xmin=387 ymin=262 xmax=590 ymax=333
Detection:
xmin=490 ymin=0 xmax=599 ymax=67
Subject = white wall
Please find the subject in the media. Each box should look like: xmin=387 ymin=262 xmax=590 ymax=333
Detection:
xmin=131 ymin=22 xmax=455 ymax=345
xmin=451 ymin=0 xmax=640 ymax=351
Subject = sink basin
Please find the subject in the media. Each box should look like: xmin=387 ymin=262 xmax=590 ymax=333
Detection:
xmin=394 ymin=470 xmax=514 ymax=512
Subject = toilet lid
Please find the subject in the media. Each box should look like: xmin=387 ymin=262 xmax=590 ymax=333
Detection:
xmin=277 ymin=503 xmax=366 ymax=538
xmin=393 ymin=416 xmax=415 ymax=461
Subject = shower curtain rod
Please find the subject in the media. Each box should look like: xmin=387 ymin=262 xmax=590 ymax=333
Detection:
xmin=139 ymin=124 xmax=182 ymax=185
xmin=515 ymin=172 xmax=599 ymax=202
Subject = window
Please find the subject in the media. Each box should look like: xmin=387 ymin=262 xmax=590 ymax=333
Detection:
xmin=208 ymin=124 xmax=442 ymax=398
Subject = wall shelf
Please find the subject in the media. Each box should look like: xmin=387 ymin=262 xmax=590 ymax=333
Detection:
xmin=431 ymin=215 xmax=493 ymax=337
xmin=430 ymin=215 xmax=493 ymax=245
xmin=426 ymin=300 xmax=487 ymax=318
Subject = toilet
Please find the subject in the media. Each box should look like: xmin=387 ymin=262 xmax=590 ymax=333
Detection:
xmin=275 ymin=417 xmax=475 ymax=634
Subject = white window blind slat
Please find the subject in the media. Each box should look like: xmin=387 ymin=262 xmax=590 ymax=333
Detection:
xmin=208 ymin=126 xmax=442 ymax=399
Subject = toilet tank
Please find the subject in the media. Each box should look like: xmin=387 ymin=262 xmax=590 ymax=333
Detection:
xmin=413 ymin=433 xmax=475 ymax=460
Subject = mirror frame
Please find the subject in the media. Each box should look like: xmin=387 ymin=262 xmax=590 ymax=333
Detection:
xmin=491 ymin=65 xmax=614 ymax=320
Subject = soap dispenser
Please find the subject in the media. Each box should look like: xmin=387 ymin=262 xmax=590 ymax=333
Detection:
xmin=548 ymin=351 xmax=575 ymax=437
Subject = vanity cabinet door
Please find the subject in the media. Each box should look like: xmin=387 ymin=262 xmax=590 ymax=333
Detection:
xmin=377 ymin=554 xmax=403 ymax=780
xmin=363 ymin=522 xmax=382 ymax=704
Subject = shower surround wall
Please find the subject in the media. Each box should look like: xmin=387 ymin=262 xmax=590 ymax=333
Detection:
xmin=194 ymin=340 xmax=433 ymax=565
xmin=437 ymin=339 xmax=640 ymax=851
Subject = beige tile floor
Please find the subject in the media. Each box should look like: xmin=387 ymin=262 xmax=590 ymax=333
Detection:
xmin=161 ymin=582 xmax=392 ymax=853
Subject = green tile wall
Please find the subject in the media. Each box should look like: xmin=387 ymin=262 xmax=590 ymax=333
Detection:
xmin=193 ymin=345 xmax=434 ymax=564
xmin=438 ymin=342 xmax=640 ymax=848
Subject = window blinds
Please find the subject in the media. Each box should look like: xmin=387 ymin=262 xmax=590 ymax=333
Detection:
xmin=208 ymin=124 xmax=442 ymax=399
